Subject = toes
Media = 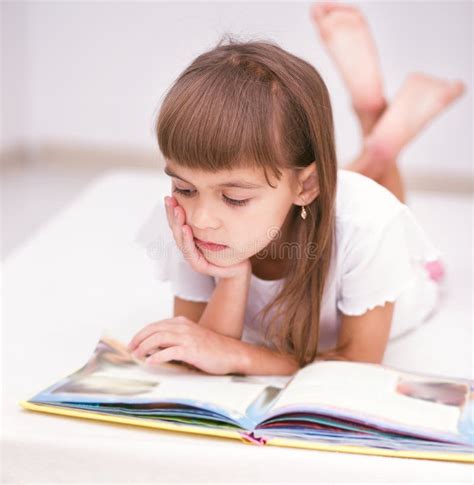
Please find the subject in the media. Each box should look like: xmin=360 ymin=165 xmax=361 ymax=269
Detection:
xmin=402 ymin=73 xmax=466 ymax=107
xmin=310 ymin=3 xmax=325 ymax=22
xmin=310 ymin=3 xmax=333 ymax=26
xmin=402 ymin=72 xmax=437 ymax=92
xmin=310 ymin=2 xmax=356 ymax=23
xmin=438 ymin=79 xmax=465 ymax=105
xmin=311 ymin=2 xmax=367 ymax=40
xmin=448 ymin=80 xmax=466 ymax=99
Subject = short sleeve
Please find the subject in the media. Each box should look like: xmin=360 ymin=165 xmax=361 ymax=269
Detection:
xmin=337 ymin=205 xmax=443 ymax=316
xmin=135 ymin=202 xmax=216 ymax=302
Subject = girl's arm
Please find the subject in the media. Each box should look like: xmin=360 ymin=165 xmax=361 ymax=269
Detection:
xmin=315 ymin=301 xmax=395 ymax=364
xmin=131 ymin=298 xmax=393 ymax=375
xmin=232 ymin=301 xmax=394 ymax=375
xmin=232 ymin=340 xmax=301 ymax=376
xmin=198 ymin=266 xmax=252 ymax=340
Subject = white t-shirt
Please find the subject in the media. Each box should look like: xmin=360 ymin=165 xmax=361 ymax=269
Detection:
xmin=136 ymin=170 xmax=443 ymax=352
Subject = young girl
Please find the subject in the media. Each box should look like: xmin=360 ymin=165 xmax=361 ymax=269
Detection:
xmin=127 ymin=2 xmax=465 ymax=375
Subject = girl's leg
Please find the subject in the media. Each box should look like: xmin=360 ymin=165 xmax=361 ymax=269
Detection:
xmin=377 ymin=165 xmax=405 ymax=204
xmin=345 ymin=72 xmax=465 ymax=202
xmin=312 ymin=3 xmax=449 ymax=292
xmin=311 ymin=2 xmax=465 ymax=203
xmin=311 ymin=2 xmax=387 ymax=137
xmin=311 ymin=1 xmax=403 ymax=200
xmin=345 ymin=155 xmax=405 ymax=202
xmin=310 ymin=2 xmax=405 ymax=200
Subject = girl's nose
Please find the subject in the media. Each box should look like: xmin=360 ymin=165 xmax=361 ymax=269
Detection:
xmin=188 ymin=205 xmax=220 ymax=231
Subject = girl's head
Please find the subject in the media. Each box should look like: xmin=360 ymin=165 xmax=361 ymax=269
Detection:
xmin=155 ymin=36 xmax=338 ymax=367
xmin=162 ymin=159 xmax=314 ymax=267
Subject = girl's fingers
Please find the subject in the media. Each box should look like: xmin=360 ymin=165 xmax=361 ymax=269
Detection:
xmin=164 ymin=203 xmax=177 ymax=243
xmin=146 ymin=345 xmax=186 ymax=366
xmin=127 ymin=319 xmax=180 ymax=352
xmin=174 ymin=206 xmax=185 ymax=249
xmin=164 ymin=196 xmax=176 ymax=227
xmin=181 ymin=225 xmax=201 ymax=262
xmin=165 ymin=197 xmax=185 ymax=249
xmin=182 ymin=225 xmax=214 ymax=274
xmin=133 ymin=331 xmax=186 ymax=358
xmin=163 ymin=197 xmax=210 ymax=276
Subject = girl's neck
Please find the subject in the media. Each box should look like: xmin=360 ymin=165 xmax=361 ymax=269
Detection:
xmin=250 ymin=211 xmax=295 ymax=281
xmin=250 ymin=258 xmax=287 ymax=281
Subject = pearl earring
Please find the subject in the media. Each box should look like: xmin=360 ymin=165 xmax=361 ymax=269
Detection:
xmin=300 ymin=205 xmax=307 ymax=220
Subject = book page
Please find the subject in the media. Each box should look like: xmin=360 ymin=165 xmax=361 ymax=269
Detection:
xmin=31 ymin=334 xmax=287 ymax=420
xmin=266 ymin=361 xmax=469 ymax=435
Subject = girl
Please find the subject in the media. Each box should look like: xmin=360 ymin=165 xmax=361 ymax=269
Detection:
xmin=127 ymin=3 xmax=465 ymax=375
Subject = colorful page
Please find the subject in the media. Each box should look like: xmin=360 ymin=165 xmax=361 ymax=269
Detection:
xmin=21 ymin=333 xmax=474 ymax=461
xmin=25 ymin=332 xmax=290 ymax=431
xmin=256 ymin=360 xmax=473 ymax=448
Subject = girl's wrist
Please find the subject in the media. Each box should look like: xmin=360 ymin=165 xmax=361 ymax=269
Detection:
xmin=198 ymin=260 xmax=251 ymax=339
xmin=233 ymin=263 xmax=252 ymax=282
xmin=230 ymin=339 xmax=300 ymax=376
xmin=220 ymin=259 xmax=252 ymax=281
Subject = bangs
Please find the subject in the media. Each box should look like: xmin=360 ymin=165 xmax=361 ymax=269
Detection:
xmin=153 ymin=38 xmax=337 ymax=366
xmin=155 ymin=59 xmax=293 ymax=187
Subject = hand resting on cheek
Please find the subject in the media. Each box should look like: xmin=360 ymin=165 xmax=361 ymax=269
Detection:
xmin=164 ymin=195 xmax=251 ymax=279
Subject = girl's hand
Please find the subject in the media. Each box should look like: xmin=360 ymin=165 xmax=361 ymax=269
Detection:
xmin=164 ymin=195 xmax=251 ymax=279
xmin=127 ymin=316 xmax=241 ymax=375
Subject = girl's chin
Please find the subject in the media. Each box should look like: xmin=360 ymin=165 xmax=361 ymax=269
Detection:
xmin=200 ymin=250 xmax=246 ymax=267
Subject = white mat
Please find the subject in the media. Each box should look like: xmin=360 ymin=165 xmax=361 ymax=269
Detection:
xmin=3 ymin=169 xmax=472 ymax=483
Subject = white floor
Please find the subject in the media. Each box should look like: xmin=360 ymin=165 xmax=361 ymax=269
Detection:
xmin=1 ymin=159 xmax=119 ymax=260
xmin=3 ymin=167 xmax=473 ymax=482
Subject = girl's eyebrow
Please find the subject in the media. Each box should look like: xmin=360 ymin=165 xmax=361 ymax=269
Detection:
xmin=163 ymin=166 xmax=263 ymax=189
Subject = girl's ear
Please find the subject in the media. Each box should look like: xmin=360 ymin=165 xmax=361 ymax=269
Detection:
xmin=295 ymin=161 xmax=319 ymax=205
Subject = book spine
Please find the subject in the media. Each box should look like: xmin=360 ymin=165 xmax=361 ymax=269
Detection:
xmin=240 ymin=431 xmax=267 ymax=446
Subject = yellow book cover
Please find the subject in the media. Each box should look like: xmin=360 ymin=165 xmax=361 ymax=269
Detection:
xmin=20 ymin=333 xmax=474 ymax=464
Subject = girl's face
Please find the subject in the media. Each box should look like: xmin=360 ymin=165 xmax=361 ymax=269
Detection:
xmin=164 ymin=161 xmax=314 ymax=267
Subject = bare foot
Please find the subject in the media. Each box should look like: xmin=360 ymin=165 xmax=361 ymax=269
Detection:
xmin=349 ymin=72 xmax=466 ymax=179
xmin=310 ymin=1 xmax=387 ymax=135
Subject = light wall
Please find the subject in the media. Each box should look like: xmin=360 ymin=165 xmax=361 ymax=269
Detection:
xmin=2 ymin=1 xmax=472 ymax=180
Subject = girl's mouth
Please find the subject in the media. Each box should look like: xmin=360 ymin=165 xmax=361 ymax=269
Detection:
xmin=194 ymin=238 xmax=228 ymax=251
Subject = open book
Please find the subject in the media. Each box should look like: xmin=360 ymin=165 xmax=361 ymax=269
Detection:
xmin=20 ymin=333 xmax=473 ymax=463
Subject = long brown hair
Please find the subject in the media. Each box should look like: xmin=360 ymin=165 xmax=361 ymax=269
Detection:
xmin=155 ymin=35 xmax=338 ymax=367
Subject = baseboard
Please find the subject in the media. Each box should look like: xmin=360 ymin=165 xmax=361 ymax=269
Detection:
xmin=402 ymin=171 xmax=473 ymax=194
xmin=1 ymin=142 xmax=472 ymax=193
xmin=41 ymin=142 xmax=164 ymax=170
xmin=1 ymin=141 xmax=164 ymax=171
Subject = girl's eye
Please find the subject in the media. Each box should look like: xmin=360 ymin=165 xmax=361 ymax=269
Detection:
xmin=172 ymin=187 xmax=249 ymax=207
xmin=223 ymin=195 xmax=248 ymax=207
xmin=172 ymin=187 xmax=193 ymax=197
